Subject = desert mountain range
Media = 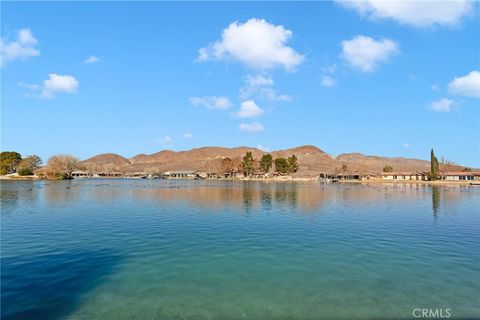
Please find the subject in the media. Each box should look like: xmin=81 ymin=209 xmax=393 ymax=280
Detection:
xmin=79 ymin=145 xmax=467 ymax=177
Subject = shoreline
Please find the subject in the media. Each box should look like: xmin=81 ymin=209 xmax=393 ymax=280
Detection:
xmin=1 ymin=175 xmax=477 ymax=185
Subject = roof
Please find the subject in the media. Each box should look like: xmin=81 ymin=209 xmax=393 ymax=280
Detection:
xmin=382 ymin=172 xmax=429 ymax=175
xmin=166 ymin=170 xmax=198 ymax=175
xmin=443 ymin=171 xmax=480 ymax=176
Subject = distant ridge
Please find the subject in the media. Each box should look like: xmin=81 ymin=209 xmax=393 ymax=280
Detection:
xmin=79 ymin=145 xmax=465 ymax=177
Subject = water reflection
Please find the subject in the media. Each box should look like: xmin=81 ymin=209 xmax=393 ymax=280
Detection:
xmin=432 ymin=186 xmax=441 ymax=215
xmin=1 ymin=180 xmax=474 ymax=216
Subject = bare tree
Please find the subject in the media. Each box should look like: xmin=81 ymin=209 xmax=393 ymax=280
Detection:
xmin=45 ymin=155 xmax=79 ymax=179
xmin=439 ymin=157 xmax=457 ymax=180
xmin=221 ymin=157 xmax=234 ymax=178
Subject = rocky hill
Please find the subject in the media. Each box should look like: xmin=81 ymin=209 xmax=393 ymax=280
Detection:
xmin=79 ymin=145 xmax=466 ymax=177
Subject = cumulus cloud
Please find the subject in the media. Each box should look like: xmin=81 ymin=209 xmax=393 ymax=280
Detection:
xmin=189 ymin=96 xmax=232 ymax=109
xmin=1 ymin=28 xmax=40 ymax=67
xmin=430 ymin=98 xmax=454 ymax=112
xmin=341 ymin=35 xmax=399 ymax=72
xmin=41 ymin=74 xmax=79 ymax=98
xmin=183 ymin=133 xmax=193 ymax=139
xmin=239 ymin=122 xmax=264 ymax=133
xmin=337 ymin=0 xmax=474 ymax=27
xmin=236 ymin=100 xmax=264 ymax=118
xmin=321 ymin=75 xmax=337 ymax=88
xmin=239 ymin=74 xmax=291 ymax=102
xmin=85 ymin=55 xmax=100 ymax=64
xmin=447 ymin=71 xmax=480 ymax=98
xmin=158 ymin=135 xmax=173 ymax=146
xmin=197 ymin=18 xmax=304 ymax=71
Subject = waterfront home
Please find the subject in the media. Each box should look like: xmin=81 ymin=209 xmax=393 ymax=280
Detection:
xmin=72 ymin=170 xmax=89 ymax=178
xmin=318 ymin=172 xmax=363 ymax=180
xmin=97 ymin=171 xmax=123 ymax=177
xmin=442 ymin=171 xmax=480 ymax=181
xmin=252 ymin=171 xmax=268 ymax=178
xmin=382 ymin=172 xmax=429 ymax=181
xmin=163 ymin=170 xmax=198 ymax=179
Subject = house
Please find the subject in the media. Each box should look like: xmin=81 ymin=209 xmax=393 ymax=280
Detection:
xmin=163 ymin=170 xmax=198 ymax=179
xmin=72 ymin=170 xmax=89 ymax=178
xmin=442 ymin=172 xmax=480 ymax=181
xmin=382 ymin=172 xmax=429 ymax=181
xmin=97 ymin=171 xmax=123 ymax=177
xmin=252 ymin=171 xmax=268 ymax=178
xmin=318 ymin=172 xmax=363 ymax=180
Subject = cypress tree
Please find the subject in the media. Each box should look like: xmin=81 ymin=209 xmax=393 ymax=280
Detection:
xmin=430 ymin=149 xmax=439 ymax=180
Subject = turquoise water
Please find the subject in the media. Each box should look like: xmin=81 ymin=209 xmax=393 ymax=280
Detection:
xmin=1 ymin=180 xmax=479 ymax=319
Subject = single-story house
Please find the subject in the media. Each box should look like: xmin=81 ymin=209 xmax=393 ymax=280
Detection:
xmin=72 ymin=170 xmax=89 ymax=178
xmin=163 ymin=170 xmax=198 ymax=179
xmin=382 ymin=172 xmax=429 ymax=181
xmin=442 ymin=172 xmax=480 ymax=181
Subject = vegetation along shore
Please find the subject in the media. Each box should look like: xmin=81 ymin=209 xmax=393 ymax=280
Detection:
xmin=1 ymin=146 xmax=478 ymax=184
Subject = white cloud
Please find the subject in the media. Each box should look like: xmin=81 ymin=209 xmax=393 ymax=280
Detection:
xmin=17 ymin=82 xmax=40 ymax=91
xmin=239 ymin=122 xmax=264 ymax=133
xmin=236 ymin=100 xmax=264 ymax=118
xmin=337 ymin=0 xmax=474 ymax=28
xmin=447 ymin=71 xmax=480 ymax=98
xmin=189 ymin=96 xmax=232 ymax=109
xmin=321 ymin=75 xmax=337 ymax=88
xmin=431 ymin=84 xmax=440 ymax=91
xmin=402 ymin=143 xmax=411 ymax=148
xmin=85 ymin=55 xmax=100 ymax=64
xmin=239 ymin=74 xmax=291 ymax=102
xmin=1 ymin=28 xmax=40 ymax=66
xmin=430 ymin=98 xmax=454 ymax=112
xmin=321 ymin=64 xmax=337 ymax=74
xmin=41 ymin=74 xmax=79 ymax=98
xmin=183 ymin=133 xmax=193 ymax=139
xmin=197 ymin=18 xmax=304 ymax=71
xmin=257 ymin=145 xmax=271 ymax=152
xmin=158 ymin=135 xmax=173 ymax=146
xmin=341 ymin=35 xmax=399 ymax=72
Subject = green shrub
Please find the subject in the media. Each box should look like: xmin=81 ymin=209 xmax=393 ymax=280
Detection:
xmin=17 ymin=167 xmax=34 ymax=176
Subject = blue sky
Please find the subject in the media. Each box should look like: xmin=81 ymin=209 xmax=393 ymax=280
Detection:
xmin=1 ymin=1 xmax=479 ymax=167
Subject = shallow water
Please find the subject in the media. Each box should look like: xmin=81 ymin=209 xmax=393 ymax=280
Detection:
xmin=1 ymin=179 xmax=479 ymax=319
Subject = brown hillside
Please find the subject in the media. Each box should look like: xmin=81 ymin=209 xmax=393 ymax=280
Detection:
xmin=79 ymin=146 xmax=467 ymax=177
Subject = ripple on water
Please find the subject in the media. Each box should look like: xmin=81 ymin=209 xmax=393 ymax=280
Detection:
xmin=1 ymin=180 xmax=479 ymax=319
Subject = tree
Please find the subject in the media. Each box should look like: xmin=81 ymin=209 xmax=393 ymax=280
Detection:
xmin=341 ymin=164 xmax=348 ymax=175
xmin=221 ymin=157 xmax=234 ymax=177
xmin=259 ymin=154 xmax=273 ymax=173
xmin=274 ymin=157 xmax=289 ymax=174
xmin=383 ymin=165 xmax=393 ymax=173
xmin=429 ymin=149 xmax=439 ymax=180
xmin=241 ymin=152 xmax=255 ymax=177
xmin=287 ymin=154 xmax=299 ymax=173
xmin=463 ymin=167 xmax=472 ymax=172
xmin=439 ymin=157 xmax=456 ymax=180
xmin=44 ymin=155 xmax=79 ymax=179
xmin=18 ymin=155 xmax=42 ymax=173
xmin=0 ymin=151 xmax=22 ymax=175
xmin=18 ymin=167 xmax=34 ymax=176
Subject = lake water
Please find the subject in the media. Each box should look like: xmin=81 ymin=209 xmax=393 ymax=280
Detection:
xmin=1 ymin=179 xmax=479 ymax=319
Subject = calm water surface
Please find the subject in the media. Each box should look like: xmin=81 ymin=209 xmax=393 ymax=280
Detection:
xmin=1 ymin=180 xmax=479 ymax=319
